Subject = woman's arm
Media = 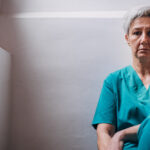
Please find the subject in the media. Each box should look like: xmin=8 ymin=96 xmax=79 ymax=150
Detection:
xmin=114 ymin=124 xmax=140 ymax=142
xmin=96 ymin=123 xmax=116 ymax=150
xmin=107 ymin=124 xmax=140 ymax=150
xmin=97 ymin=124 xmax=140 ymax=150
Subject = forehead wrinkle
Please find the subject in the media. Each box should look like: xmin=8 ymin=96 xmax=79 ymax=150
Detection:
xmin=132 ymin=26 xmax=150 ymax=30
xmin=130 ymin=17 xmax=150 ymax=28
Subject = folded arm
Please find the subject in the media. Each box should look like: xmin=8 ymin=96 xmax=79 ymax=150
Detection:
xmin=96 ymin=123 xmax=140 ymax=150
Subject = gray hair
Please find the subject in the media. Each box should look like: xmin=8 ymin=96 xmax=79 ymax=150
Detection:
xmin=123 ymin=5 xmax=150 ymax=34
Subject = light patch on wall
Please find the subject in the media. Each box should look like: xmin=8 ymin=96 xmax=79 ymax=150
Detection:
xmin=2 ymin=11 xmax=126 ymax=19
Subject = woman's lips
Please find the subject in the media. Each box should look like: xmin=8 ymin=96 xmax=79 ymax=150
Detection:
xmin=139 ymin=48 xmax=150 ymax=51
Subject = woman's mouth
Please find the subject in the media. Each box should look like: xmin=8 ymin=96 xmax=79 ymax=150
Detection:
xmin=139 ymin=48 xmax=150 ymax=51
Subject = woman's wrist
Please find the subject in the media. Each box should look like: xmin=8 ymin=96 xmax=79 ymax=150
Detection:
xmin=113 ymin=130 xmax=126 ymax=142
xmin=114 ymin=125 xmax=140 ymax=142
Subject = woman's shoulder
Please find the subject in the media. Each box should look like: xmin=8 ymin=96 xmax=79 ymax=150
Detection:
xmin=105 ymin=65 xmax=131 ymax=83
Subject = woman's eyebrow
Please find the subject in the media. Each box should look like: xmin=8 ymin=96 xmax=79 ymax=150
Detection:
xmin=132 ymin=27 xmax=141 ymax=30
xmin=132 ymin=26 xmax=150 ymax=30
xmin=132 ymin=27 xmax=143 ymax=30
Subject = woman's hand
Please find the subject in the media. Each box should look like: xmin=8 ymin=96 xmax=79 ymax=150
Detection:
xmin=107 ymin=131 xmax=124 ymax=150
xmin=97 ymin=124 xmax=139 ymax=150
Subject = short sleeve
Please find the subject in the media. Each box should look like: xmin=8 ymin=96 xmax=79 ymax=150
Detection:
xmin=92 ymin=74 xmax=117 ymax=129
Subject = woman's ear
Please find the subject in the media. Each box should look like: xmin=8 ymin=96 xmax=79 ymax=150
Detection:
xmin=125 ymin=34 xmax=130 ymax=46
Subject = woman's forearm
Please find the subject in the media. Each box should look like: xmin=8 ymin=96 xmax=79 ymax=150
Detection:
xmin=96 ymin=124 xmax=115 ymax=150
xmin=97 ymin=132 xmax=112 ymax=150
xmin=97 ymin=124 xmax=140 ymax=150
xmin=115 ymin=124 xmax=140 ymax=142
xmin=103 ymin=124 xmax=140 ymax=150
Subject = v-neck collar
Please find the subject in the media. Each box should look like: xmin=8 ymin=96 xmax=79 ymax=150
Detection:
xmin=129 ymin=65 xmax=150 ymax=92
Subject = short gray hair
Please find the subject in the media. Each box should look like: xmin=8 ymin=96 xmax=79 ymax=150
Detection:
xmin=123 ymin=5 xmax=150 ymax=34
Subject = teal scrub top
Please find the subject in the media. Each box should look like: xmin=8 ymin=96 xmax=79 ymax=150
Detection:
xmin=92 ymin=65 xmax=150 ymax=150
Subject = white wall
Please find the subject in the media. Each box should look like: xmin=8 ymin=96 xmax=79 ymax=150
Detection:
xmin=0 ymin=1 xmax=150 ymax=150
xmin=0 ymin=16 xmax=130 ymax=150
xmin=0 ymin=48 xmax=11 ymax=150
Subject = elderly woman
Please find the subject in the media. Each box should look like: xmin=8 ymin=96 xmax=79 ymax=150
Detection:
xmin=92 ymin=5 xmax=150 ymax=150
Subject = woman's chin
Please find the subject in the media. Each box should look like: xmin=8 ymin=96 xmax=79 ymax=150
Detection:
xmin=137 ymin=52 xmax=150 ymax=58
xmin=137 ymin=54 xmax=150 ymax=61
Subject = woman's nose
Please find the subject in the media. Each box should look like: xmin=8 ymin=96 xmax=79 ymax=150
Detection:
xmin=140 ymin=33 xmax=149 ymax=44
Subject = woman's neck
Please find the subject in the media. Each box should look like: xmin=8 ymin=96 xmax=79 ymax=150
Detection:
xmin=132 ymin=57 xmax=150 ymax=76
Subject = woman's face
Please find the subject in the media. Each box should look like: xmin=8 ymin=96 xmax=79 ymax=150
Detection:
xmin=125 ymin=17 xmax=150 ymax=60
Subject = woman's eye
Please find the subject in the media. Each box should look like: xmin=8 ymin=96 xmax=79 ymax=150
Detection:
xmin=147 ymin=31 xmax=150 ymax=37
xmin=133 ymin=31 xmax=141 ymax=35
